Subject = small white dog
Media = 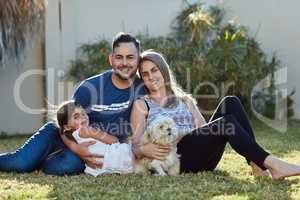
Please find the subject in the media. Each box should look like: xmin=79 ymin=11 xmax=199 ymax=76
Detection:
xmin=134 ymin=115 xmax=180 ymax=176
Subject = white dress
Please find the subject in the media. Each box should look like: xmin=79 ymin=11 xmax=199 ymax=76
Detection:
xmin=72 ymin=129 xmax=134 ymax=176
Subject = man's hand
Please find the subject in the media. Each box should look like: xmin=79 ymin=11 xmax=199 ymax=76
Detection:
xmin=75 ymin=141 xmax=104 ymax=169
xmin=140 ymin=143 xmax=171 ymax=161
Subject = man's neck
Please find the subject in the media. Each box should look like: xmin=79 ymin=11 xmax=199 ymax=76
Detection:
xmin=111 ymin=73 xmax=136 ymax=89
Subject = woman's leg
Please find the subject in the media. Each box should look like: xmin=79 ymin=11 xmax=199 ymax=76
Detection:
xmin=178 ymin=114 xmax=270 ymax=173
xmin=210 ymin=96 xmax=255 ymax=139
xmin=209 ymin=96 xmax=267 ymax=172
xmin=0 ymin=122 xmax=59 ymax=172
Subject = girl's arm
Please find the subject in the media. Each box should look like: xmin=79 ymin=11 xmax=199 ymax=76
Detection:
xmin=79 ymin=127 xmax=119 ymax=144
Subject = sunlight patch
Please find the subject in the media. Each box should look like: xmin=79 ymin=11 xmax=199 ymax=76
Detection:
xmin=0 ymin=179 xmax=53 ymax=200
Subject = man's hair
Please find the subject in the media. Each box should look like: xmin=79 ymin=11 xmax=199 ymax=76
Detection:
xmin=112 ymin=32 xmax=141 ymax=53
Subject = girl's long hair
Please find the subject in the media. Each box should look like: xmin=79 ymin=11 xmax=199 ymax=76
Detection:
xmin=56 ymin=100 xmax=77 ymax=135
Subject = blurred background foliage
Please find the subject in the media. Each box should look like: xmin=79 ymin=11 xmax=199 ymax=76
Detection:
xmin=67 ymin=2 xmax=294 ymax=119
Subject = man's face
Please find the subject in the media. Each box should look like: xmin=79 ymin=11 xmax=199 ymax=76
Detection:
xmin=111 ymin=42 xmax=139 ymax=80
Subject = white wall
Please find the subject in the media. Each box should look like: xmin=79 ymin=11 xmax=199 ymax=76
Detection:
xmin=218 ymin=0 xmax=300 ymax=118
xmin=0 ymin=39 xmax=44 ymax=135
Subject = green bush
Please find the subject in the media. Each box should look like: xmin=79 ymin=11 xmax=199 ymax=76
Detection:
xmin=67 ymin=2 xmax=294 ymax=119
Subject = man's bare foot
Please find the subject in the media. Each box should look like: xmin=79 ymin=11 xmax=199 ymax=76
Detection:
xmin=250 ymin=162 xmax=269 ymax=177
xmin=264 ymin=155 xmax=300 ymax=180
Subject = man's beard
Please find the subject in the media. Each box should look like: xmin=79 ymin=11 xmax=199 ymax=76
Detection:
xmin=114 ymin=67 xmax=136 ymax=80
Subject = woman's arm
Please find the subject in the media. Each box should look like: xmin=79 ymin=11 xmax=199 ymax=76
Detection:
xmin=131 ymin=99 xmax=148 ymax=158
xmin=131 ymin=99 xmax=171 ymax=160
xmin=186 ymin=98 xmax=207 ymax=128
xmin=79 ymin=127 xmax=119 ymax=144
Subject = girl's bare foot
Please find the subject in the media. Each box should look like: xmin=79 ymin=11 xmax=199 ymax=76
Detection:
xmin=250 ymin=162 xmax=269 ymax=177
xmin=264 ymin=155 xmax=300 ymax=180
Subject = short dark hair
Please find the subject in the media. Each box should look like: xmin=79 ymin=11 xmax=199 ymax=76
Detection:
xmin=112 ymin=32 xmax=140 ymax=53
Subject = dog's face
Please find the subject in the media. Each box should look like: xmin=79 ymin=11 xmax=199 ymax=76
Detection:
xmin=147 ymin=116 xmax=178 ymax=145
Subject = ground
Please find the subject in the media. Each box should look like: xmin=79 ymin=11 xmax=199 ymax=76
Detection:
xmin=0 ymin=120 xmax=300 ymax=200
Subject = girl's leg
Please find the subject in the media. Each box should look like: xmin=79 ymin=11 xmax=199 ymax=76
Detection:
xmin=0 ymin=122 xmax=59 ymax=172
xmin=178 ymin=114 xmax=270 ymax=173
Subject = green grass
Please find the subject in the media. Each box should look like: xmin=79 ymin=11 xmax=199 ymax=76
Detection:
xmin=1 ymin=120 xmax=300 ymax=200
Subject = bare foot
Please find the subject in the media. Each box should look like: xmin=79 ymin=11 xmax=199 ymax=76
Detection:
xmin=264 ymin=155 xmax=300 ymax=180
xmin=250 ymin=162 xmax=270 ymax=177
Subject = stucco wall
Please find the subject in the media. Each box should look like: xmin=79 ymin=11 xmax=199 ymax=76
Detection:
xmin=0 ymin=39 xmax=45 ymax=135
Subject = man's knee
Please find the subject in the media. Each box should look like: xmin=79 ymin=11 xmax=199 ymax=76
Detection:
xmin=39 ymin=122 xmax=59 ymax=135
xmin=41 ymin=150 xmax=84 ymax=176
xmin=9 ymin=156 xmax=37 ymax=173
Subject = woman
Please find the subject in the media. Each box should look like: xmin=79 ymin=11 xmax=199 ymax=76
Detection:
xmin=131 ymin=50 xmax=300 ymax=180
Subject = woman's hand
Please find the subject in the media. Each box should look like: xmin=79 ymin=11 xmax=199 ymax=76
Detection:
xmin=140 ymin=142 xmax=171 ymax=160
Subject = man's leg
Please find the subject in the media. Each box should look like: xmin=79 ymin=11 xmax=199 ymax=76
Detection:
xmin=40 ymin=132 xmax=84 ymax=176
xmin=0 ymin=122 xmax=59 ymax=172
xmin=40 ymin=146 xmax=85 ymax=176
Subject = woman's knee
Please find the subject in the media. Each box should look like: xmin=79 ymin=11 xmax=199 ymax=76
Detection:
xmin=220 ymin=96 xmax=242 ymax=110
xmin=222 ymin=95 xmax=240 ymax=104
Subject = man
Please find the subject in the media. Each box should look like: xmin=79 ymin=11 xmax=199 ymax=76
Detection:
xmin=0 ymin=32 xmax=145 ymax=175
xmin=62 ymin=32 xmax=145 ymax=170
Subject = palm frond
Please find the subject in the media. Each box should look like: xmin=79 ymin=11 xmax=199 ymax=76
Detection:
xmin=0 ymin=0 xmax=46 ymax=67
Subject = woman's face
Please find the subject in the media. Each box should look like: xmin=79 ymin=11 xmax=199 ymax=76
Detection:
xmin=140 ymin=60 xmax=165 ymax=92
xmin=65 ymin=107 xmax=89 ymax=131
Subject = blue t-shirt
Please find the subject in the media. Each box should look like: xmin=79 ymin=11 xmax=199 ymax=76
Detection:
xmin=72 ymin=70 xmax=146 ymax=142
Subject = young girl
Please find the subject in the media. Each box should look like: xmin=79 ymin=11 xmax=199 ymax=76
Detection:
xmin=56 ymin=100 xmax=134 ymax=176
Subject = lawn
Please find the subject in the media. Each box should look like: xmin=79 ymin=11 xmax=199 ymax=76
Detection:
xmin=0 ymin=120 xmax=300 ymax=200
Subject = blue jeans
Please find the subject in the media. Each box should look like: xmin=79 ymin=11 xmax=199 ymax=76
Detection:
xmin=0 ymin=122 xmax=85 ymax=175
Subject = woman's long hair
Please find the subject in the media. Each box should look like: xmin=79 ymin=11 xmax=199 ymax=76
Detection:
xmin=139 ymin=50 xmax=197 ymax=108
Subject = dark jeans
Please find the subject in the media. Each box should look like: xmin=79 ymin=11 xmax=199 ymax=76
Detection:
xmin=0 ymin=122 xmax=84 ymax=175
xmin=178 ymin=96 xmax=270 ymax=173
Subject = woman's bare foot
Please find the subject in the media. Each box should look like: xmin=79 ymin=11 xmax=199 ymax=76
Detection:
xmin=264 ymin=155 xmax=300 ymax=180
xmin=250 ymin=162 xmax=269 ymax=177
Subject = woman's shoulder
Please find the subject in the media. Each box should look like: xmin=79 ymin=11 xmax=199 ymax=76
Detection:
xmin=133 ymin=96 xmax=150 ymax=112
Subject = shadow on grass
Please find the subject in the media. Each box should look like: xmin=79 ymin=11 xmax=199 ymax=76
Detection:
xmin=0 ymin=170 xmax=299 ymax=199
